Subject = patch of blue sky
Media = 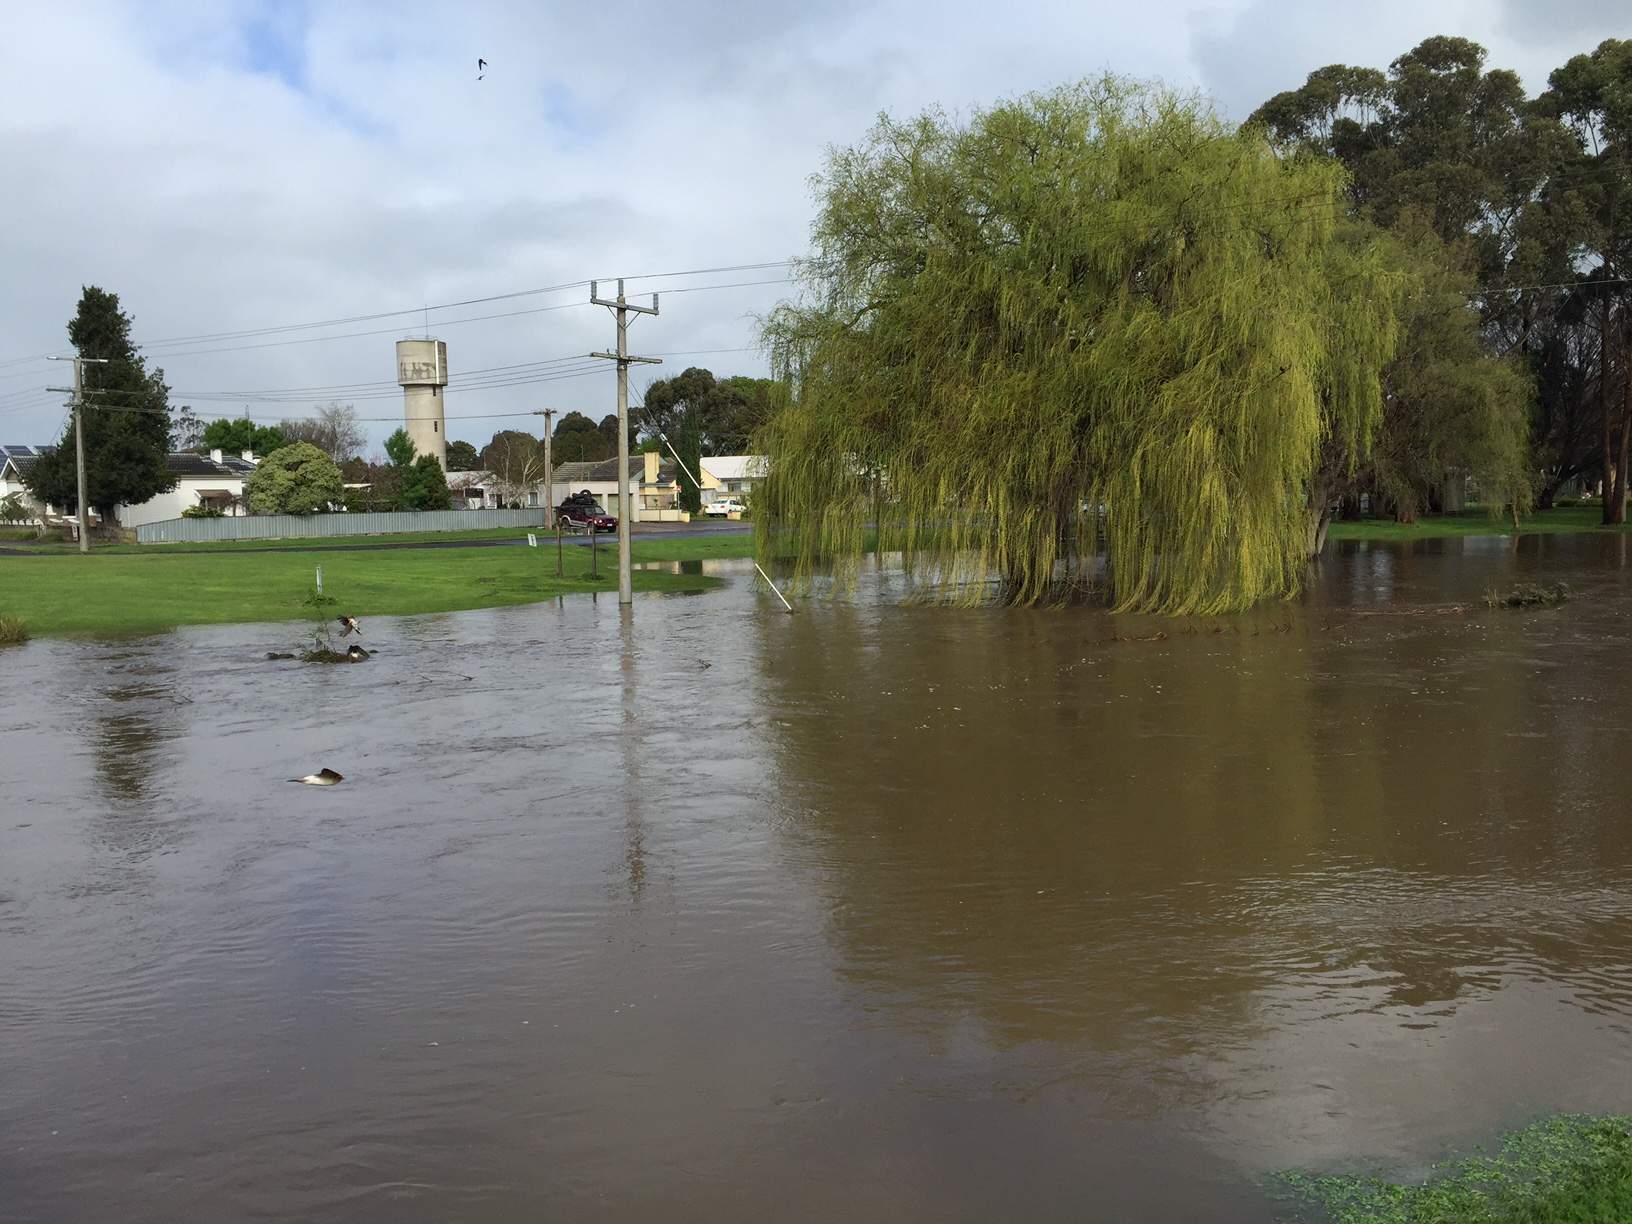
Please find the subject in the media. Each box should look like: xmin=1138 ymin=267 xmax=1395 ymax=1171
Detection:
xmin=240 ymin=1 xmax=310 ymax=91
xmin=539 ymin=82 xmax=601 ymax=149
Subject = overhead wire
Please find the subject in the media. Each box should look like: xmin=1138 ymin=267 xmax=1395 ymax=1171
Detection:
xmin=2 ymin=152 xmax=1631 ymax=368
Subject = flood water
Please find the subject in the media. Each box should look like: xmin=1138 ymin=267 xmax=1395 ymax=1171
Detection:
xmin=4 ymin=534 xmax=1632 ymax=1221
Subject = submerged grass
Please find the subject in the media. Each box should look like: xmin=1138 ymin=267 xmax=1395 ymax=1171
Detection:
xmin=0 ymin=534 xmax=757 ymax=637
xmin=1279 ymin=1115 xmax=1632 ymax=1223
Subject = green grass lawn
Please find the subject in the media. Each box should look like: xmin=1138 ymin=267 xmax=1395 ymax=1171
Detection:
xmin=1327 ymin=504 xmax=1632 ymax=542
xmin=1279 ymin=1115 xmax=1632 ymax=1223
xmin=0 ymin=533 xmax=758 ymax=637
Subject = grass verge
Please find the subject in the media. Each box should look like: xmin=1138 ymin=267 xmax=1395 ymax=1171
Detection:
xmin=0 ymin=526 xmax=632 ymax=554
xmin=1278 ymin=1115 xmax=1632 ymax=1223
xmin=0 ymin=534 xmax=758 ymax=637
xmin=1326 ymin=505 xmax=1632 ymax=542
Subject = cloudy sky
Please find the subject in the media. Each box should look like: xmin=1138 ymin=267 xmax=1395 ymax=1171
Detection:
xmin=0 ymin=0 xmax=1623 ymax=455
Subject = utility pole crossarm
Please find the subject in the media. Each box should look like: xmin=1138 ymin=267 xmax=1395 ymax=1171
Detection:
xmin=590 ymin=281 xmax=659 ymax=315
xmin=589 ymin=351 xmax=662 ymax=365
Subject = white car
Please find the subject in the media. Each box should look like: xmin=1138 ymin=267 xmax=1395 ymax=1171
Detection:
xmin=703 ymin=498 xmax=747 ymax=517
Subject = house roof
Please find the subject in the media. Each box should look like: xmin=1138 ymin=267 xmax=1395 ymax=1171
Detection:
xmin=4 ymin=454 xmax=48 ymax=476
xmin=1 ymin=445 xmax=55 ymax=478
xmin=700 ymin=455 xmax=767 ymax=481
xmin=165 ymin=453 xmax=243 ymax=478
xmin=552 ymin=456 xmax=678 ymax=486
xmin=2 ymin=448 xmax=251 ymax=488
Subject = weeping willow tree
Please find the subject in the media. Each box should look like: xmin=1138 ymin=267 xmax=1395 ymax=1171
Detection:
xmin=755 ymin=79 xmax=1403 ymax=614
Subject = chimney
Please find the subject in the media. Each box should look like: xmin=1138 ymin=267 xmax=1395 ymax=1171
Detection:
xmin=210 ymin=448 xmax=223 ymax=464
xmin=643 ymin=450 xmax=659 ymax=485
xmin=242 ymin=449 xmax=255 ymax=463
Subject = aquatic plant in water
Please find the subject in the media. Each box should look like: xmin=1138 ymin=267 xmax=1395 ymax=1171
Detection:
xmin=1276 ymin=1115 xmax=1632 ymax=1223
xmin=1484 ymin=582 xmax=1571 ymax=609
xmin=0 ymin=615 xmax=29 ymax=646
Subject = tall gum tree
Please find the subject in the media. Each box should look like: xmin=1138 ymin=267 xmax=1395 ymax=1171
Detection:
xmin=756 ymin=80 xmax=1400 ymax=615
xmin=1543 ymin=39 xmax=1632 ymax=522
xmin=1251 ymin=38 xmax=1548 ymax=522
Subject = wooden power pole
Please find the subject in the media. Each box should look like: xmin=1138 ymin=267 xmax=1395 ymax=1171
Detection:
xmin=589 ymin=280 xmax=660 ymax=606
xmin=533 ymin=408 xmax=555 ymax=526
xmin=46 ymin=354 xmax=110 ymax=554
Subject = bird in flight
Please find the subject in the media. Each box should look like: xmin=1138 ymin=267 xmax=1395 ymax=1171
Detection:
xmin=290 ymin=768 xmax=344 ymax=786
xmin=477 ymin=57 xmax=487 ymax=80
xmin=337 ymin=615 xmax=361 ymax=637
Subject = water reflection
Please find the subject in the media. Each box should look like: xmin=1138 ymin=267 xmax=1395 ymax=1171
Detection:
xmin=752 ymin=539 xmax=1632 ymax=1161
xmin=619 ymin=605 xmax=647 ymax=903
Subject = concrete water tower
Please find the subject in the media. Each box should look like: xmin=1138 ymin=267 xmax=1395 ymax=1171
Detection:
xmin=396 ymin=338 xmax=448 ymax=467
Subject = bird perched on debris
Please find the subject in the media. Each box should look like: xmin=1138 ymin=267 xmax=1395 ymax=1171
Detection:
xmin=337 ymin=616 xmax=361 ymax=637
xmin=290 ymin=768 xmax=344 ymax=786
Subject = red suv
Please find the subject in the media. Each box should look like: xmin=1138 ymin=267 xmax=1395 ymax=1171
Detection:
xmin=556 ymin=492 xmax=617 ymax=532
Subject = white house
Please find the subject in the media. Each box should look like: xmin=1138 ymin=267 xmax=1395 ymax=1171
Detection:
xmin=548 ymin=453 xmax=687 ymax=522
xmin=698 ymin=455 xmax=766 ymax=504
xmin=1 ymin=446 xmax=262 ymax=529
xmin=0 ymin=446 xmax=55 ymax=521
xmin=446 ymin=469 xmax=500 ymax=509
xmin=445 ymin=469 xmax=553 ymax=510
xmin=541 ymin=452 xmax=768 ymax=521
xmin=115 ymin=450 xmax=260 ymax=528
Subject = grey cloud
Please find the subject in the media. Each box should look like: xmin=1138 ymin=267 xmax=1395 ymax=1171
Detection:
xmin=1497 ymin=0 xmax=1628 ymax=45
xmin=3 ymin=0 xmax=1628 ymax=452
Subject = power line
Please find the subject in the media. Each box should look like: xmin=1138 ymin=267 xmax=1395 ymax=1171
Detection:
xmin=0 ymin=260 xmax=797 ymax=368
xmin=81 ymin=275 xmax=791 ymax=363
xmin=158 ymin=346 xmax=756 ymax=401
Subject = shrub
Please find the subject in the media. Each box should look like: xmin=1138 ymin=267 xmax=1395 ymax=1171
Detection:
xmin=245 ymin=442 xmax=344 ymax=514
xmin=0 ymin=616 xmax=29 ymax=646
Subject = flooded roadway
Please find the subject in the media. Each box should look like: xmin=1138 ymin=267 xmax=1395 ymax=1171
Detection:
xmin=3 ymin=533 xmax=1632 ymax=1221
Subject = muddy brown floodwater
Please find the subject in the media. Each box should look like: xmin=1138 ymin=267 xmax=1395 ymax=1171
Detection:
xmin=4 ymin=534 xmax=1632 ymax=1221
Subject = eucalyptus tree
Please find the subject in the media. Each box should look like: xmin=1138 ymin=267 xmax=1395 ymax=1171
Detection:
xmin=1317 ymin=220 xmax=1531 ymax=529
xmin=1249 ymin=37 xmax=1565 ymax=279
xmin=756 ymin=80 xmax=1400 ymax=615
xmin=1541 ymin=39 xmax=1632 ymax=521
xmin=1252 ymin=37 xmax=1551 ymax=522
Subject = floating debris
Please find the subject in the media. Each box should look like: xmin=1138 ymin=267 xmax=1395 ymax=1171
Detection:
xmin=1348 ymin=604 xmax=1469 ymax=618
xmin=301 ymin=647 xmax=369 ymax=664
xmin=1484 ymin=582 xmax=1570 ymax=609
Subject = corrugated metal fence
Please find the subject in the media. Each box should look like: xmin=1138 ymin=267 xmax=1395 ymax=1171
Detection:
xmin=135 ymin=508 xmax=547 ymax=544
